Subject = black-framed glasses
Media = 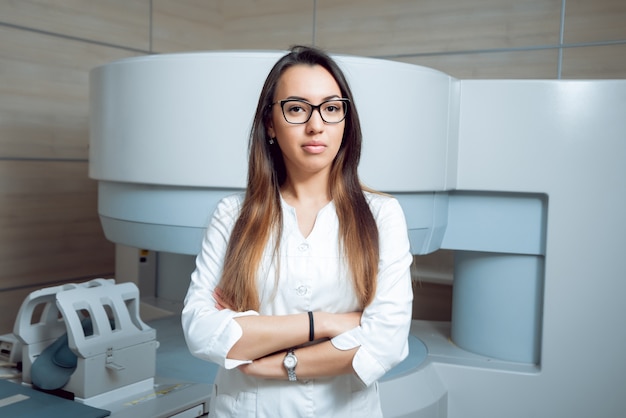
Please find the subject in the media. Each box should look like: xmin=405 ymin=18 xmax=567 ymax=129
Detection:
xmin=272 ymin=98 xmax=350 ymax=124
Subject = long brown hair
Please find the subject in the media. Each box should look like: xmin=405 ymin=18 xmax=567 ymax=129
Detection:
xmin=218 ymin=45 xmax=379 ymax=311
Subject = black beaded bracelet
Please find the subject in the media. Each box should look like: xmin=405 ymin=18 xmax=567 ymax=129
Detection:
xmin=308 ymin=311 xmax=314 ymax=342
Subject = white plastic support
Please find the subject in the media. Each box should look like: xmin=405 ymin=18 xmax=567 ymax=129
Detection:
xmin=13 ymin=279 xmax=114 ymax=346
xmin=55 ymin=280 xmax=155 ymax=358
xmin=12 ymin=278 xmax=115 ymax=384
xmin=12 ymin=278 xmax=158 ymax=399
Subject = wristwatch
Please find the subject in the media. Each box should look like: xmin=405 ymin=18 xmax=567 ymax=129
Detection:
xmin=283 ymin=349 xmax=298 ymax=381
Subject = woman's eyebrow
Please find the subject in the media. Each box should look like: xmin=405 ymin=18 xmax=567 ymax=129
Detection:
xmin=283 ymin=94 xmax=342 ymax=102
xmin=284 ymin=95 xmax=308 ymax=101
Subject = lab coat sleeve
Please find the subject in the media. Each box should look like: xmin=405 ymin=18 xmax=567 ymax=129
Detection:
xmin=330 ymin=196 xmax=414 ymax=387
xmin=181 ymin=194 xmax=259 ymax=369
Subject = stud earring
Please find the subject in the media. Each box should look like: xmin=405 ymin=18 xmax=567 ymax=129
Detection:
xmin=269 ymin=137 xmax=275 ymax=145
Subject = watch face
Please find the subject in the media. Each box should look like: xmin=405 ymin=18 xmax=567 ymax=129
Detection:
xmin=284 ymin=355 xmax=296 ymax=368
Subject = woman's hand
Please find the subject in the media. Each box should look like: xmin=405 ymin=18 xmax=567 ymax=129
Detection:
xmin=213 ymin=287 xmax=231 ymax=311
xmin=316 ymin=311 xmax=362 ymax=339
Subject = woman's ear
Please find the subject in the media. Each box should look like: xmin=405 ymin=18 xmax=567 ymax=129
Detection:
xmin=267 ymin=122 xmax=275 ymax=139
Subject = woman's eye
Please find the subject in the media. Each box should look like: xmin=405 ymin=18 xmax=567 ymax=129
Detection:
xmin=323 ymin=101 xmax=343 ymax=113
xmin=287 ymin=105 xmax=304 ymax=113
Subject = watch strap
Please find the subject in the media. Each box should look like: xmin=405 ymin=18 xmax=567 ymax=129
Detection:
xmin=287 ymin=366 xmax=297 ymax=381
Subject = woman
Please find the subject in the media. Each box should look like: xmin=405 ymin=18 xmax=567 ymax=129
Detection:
xmin=182 ymin=45 xmax=413 ymax=417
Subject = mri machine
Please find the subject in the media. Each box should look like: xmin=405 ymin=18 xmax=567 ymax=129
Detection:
xmin=87 ymin=51 xmax=625 ymax=417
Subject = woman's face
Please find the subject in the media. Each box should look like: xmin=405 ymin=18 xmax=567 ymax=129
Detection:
xmin=267 ymin=64 xmax=345 ymax=182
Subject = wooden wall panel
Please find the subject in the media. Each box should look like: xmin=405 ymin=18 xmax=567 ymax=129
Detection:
xmin=0 ymin=287 xmax=38 ymax=337
xmin=411 ymin=251 xmax=453 ymax=320
xmin=316 ymin=0 xmax=562 ymax=56
xmin=412 ymin=281 xmax=453 ymax=321
xmin=413 ymin=250 xmax=454 ymax=285
xmin=0 ymin=0 xmax=150 ymax=51
xmin=0 ymin=160 xmax=115 ymax=334
xmin=0 ymin=26 xmax=140 ymax=160
xmin=564 ymin=0 xmax=626 ymax=44
xmin=152 ymin=0 xmax=223 ymax=53
xmin=0 ymin=161 xmax=114 ymax=287
xmin=561 ymin=44 xmax=626 ymax=79
xmin=220 ymin=0 xmax=314 ymax=49
xmin=395 ymin=49 xmax=559 ymax=79
xmin=0 ymin=27 xmax=140 ymax=334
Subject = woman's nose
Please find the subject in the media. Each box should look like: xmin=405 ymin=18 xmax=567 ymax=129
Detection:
xmin=306 ymin=108 xmax=325 ymax=132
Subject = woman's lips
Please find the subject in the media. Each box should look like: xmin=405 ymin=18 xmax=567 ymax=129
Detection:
xmin=302 ymin=142 xmax=326 ymax=154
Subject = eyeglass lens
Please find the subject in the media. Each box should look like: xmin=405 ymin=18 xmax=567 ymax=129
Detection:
xmin=281 ymin=99 xmax=348 ymax=124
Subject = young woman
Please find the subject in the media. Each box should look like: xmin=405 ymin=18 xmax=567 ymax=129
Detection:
xmin=182 ymin=45 xmax=413 ymax=417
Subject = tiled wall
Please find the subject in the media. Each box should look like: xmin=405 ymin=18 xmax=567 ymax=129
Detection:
xmin=1 ymin=0 xmax=624 ymax=334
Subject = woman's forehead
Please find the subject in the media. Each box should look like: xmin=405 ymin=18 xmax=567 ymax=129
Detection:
xmin=275 ymin=64 xmax=341 ymax=100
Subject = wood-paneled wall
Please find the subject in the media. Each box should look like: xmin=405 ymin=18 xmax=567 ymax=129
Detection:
xmin=1 ymin=0 xmax=624 ymax=334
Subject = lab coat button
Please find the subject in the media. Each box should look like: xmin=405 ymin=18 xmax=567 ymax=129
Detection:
xmin=296 ymin=285 xmax=308 ymax=296
xmin=298 ymin=243 xmax=309 ymax=252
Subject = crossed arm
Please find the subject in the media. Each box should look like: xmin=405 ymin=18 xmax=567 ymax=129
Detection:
xmin=182 ymin=195 xmax=413 ymax=385
xmin=214 ymin=288 xmax=362 ymax=380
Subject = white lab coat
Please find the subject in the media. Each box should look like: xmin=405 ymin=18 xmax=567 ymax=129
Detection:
xmin=182 ymin=192 xmax=413 ymax=417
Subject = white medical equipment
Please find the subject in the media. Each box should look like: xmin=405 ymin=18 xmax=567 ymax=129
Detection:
xmin=89 ymin=52 xmax=626 ymax=417
xmin=0 ymin=333 xmax=21 ymax=365
xmin=11 ymin=278 xmax=210 ymax=417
